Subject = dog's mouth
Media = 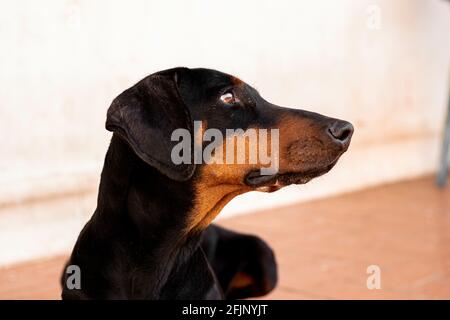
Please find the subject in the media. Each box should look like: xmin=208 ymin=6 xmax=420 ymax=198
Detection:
xmin=244 ymin=159 xmax=339 ymax=192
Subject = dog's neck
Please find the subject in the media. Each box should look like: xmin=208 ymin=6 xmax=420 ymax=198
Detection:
xmin=90 ymin=135 xmax=201 ymax=298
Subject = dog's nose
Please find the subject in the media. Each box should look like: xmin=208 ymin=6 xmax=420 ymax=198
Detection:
xmin=327 ymin=120 xmax=354 ymax=148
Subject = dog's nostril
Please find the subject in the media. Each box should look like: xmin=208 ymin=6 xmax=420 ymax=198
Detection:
xmin=338 ymin=126 xmax=352 ymax=141
xmin=328 ymin=121 xmax=354 ymax=143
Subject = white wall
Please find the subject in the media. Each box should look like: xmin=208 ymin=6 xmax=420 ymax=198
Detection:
xmin=0 ymin=0 xmax=449 ymax=265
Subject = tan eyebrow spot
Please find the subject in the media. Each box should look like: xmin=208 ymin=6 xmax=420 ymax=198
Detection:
xmin=230 ymin=76 xmax=243 ymax=86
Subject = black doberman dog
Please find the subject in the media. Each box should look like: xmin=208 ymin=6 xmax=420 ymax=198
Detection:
xmin=61 ymin=67 xmax=353 ymax=299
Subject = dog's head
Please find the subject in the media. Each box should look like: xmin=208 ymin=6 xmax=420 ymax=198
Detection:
xmin=106 ymin=67 xmax=353 ymax=232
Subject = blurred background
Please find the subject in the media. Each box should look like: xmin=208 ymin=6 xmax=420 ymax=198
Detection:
xmin=0 ymin=0 xmax=450 ymax=299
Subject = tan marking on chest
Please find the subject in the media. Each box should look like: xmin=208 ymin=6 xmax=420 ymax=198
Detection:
xmin=185 ymin=163 xmax=253 ymax=234
xmin=229 ymin=272 xmax=254 ymax=290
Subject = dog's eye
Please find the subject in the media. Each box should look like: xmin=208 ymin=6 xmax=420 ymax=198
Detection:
xmin=220 ymin=91 xmax=239 ymax=106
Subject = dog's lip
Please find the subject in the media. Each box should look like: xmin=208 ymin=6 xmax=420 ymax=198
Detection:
xmin=245 ymin=159 xmax=340 ymax=188
xmin=245 ymin=171 xmax=278 ymax=186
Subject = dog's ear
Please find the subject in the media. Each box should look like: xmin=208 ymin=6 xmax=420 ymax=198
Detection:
xmin=105 ymin=68 xmax=195 ymax=181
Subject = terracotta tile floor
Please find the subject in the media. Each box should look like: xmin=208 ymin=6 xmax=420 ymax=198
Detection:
xmin=0 ymin=175 xmax=449 ymax=299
